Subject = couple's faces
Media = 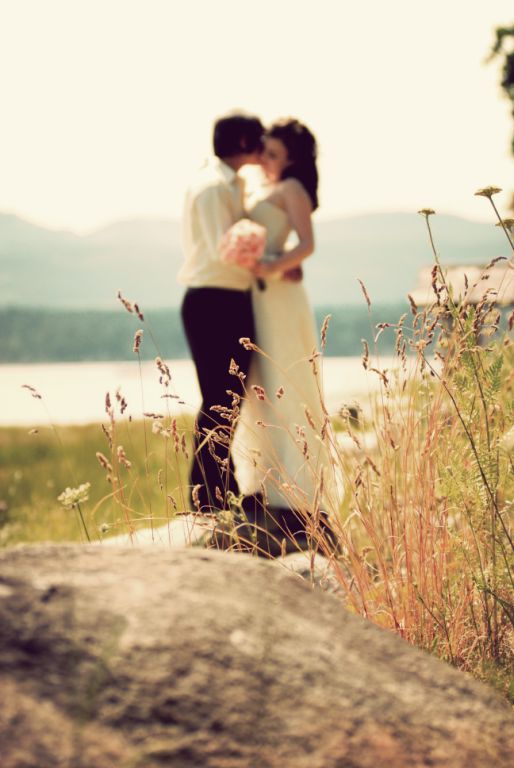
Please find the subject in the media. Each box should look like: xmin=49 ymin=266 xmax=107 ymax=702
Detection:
xmin=260 ymin=137 xmax=290 ymax=182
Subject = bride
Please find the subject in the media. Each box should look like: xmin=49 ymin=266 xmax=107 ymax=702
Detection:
xmin=234 ymin=118 xmax=336 ymax=537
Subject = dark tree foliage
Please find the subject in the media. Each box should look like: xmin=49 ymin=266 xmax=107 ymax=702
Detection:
xmin=489 ymin=25 xmax=514 ymax=153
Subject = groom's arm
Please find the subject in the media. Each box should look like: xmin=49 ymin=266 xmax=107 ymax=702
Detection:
xmin=194 ymin=184 xmax=235 ymax=262
xmin=282 ymin=266 xmax=304 ymax=282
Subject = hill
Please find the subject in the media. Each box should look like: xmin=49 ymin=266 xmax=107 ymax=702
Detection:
xmin=0 ymin=211 xmax=508 ymax=309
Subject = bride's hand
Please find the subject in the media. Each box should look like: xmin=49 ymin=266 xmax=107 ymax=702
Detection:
xmin=252 ymin=261 xmax=281 ymax=278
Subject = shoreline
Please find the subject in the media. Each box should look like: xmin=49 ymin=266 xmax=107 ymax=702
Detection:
xmin=0 ymin=356 xmax=402 ymax=427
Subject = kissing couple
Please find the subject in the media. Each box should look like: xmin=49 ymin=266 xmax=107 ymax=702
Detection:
xmin=178 ymin=111 xmax=335 ymax=554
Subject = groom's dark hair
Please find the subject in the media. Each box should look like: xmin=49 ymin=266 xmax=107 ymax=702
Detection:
xmin=213 ymin=112 xmax=264 ymax=158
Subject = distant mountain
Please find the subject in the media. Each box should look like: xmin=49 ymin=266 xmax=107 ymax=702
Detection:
xmin=0 ymin=211 xmax=508 ymax=309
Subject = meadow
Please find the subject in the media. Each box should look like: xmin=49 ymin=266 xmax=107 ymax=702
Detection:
xmin=1 ymin=191 xmax=513 ymax=702
xmin=0 ymin=414 xmax=191 ymax=546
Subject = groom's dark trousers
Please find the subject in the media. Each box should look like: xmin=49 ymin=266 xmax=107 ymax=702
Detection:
xmin=181 ymin=286 xmax=255 ymax=512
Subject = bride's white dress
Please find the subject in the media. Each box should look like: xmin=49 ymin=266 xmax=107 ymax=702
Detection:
xmin=234 ymin=198 xmax=333 ymax=510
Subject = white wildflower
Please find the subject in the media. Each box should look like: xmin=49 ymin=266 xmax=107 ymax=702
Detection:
xmin=57 ymin=482 xmax=91 ymax=509
xmin=474 ymin=186 xmax=502 ymax=198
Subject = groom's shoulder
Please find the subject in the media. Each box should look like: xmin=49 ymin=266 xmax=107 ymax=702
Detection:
xmin=188 ymin=158 xmax=228 ymax=199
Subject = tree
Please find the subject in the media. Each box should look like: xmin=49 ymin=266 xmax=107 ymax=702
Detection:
xmin=489 ymin=25 xmax=514 ymax=154
xmin=489 ymin=25 xmax=514 ymax=211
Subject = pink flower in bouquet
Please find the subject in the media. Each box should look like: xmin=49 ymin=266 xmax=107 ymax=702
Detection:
xmin=219 ymin=218 xmax=267 ymax=270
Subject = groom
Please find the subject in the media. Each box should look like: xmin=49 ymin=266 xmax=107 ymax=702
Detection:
xmin=178 ymin=112 xmax=264 ymax=514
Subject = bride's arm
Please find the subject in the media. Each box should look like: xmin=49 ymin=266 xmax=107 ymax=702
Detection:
xmin=253 ymin=179 xmax=314 ymax=277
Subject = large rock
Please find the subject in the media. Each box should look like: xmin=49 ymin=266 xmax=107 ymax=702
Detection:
xmin=0 ymin=545 xmax=512 ymax=768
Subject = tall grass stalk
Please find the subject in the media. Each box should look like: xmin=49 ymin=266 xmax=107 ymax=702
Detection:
xmin=316 ymin=195 xmax=513 ymax=695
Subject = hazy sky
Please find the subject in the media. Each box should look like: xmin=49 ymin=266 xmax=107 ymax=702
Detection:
xmin=1 ymin=0 xmax=513 ymax=232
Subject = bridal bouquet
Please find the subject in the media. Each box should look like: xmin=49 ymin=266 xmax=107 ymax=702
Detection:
xmin=219 ymin=218 xmax=267 ymax=270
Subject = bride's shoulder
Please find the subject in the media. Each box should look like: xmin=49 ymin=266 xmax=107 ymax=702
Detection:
xmin=278 ymin=179 xmax=312 ymax=213
xmin=279 ymin=177 xmax=309 ymax=199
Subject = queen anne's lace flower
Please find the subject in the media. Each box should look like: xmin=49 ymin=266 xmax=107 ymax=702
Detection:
xmin=474 ymin=186 xmax=502 ymax=198
xmin=57 ymin=482 xmax=91 ymax=509
xmin=495 ymin=218 xmax=514 ymax=231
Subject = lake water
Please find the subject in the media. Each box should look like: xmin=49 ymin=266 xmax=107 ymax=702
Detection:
xmin=1 ymin=357 xmax=395 ymax=427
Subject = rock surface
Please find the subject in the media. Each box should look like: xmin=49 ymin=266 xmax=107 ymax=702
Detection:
xmin=0 ymin=544 xmax=513 ymax=768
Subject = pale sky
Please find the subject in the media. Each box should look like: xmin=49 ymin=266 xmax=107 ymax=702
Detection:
xmin=1 ymin=0 xmax=513 ymax=233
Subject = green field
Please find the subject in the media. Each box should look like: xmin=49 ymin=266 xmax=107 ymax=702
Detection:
xmin=0 ymin=417 xmax=191 ymax=546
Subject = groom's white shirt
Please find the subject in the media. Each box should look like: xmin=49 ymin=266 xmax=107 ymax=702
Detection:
xmin=178 ymin=156 xmax=252 ymax=291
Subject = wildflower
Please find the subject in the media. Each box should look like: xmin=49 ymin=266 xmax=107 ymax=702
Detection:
xmin=370 ymin=367 xmax=389 ymax=386
xmin=375 ymin=322 xmax=392 ymax=342
xmin=21 ymin=384 xmax=42 ymax=400
xmin=252 ymin=385 xmax=267 ymax=401
xmin=96 ymin=452 xmax=113 ymax=472
xmin=474 ymin=186 xmax=502 ymax=198
xmin=500 ymin=426 xmax=514 ymax=453
xmin=239 ymin=337 xmax=257 ymax=350
xmin=156 ymin=357 xmax=171 ymax=386
xmin=495 ymin=219 xmax=514 ymax=230
xmin=229 ymin=358 xmax=239 ymax=376
xmin=152 ymin=420 xmax=165 ymax=435
xmin=304 ymin=406 xmax=317 ymax=431
xmin=361 ymin=339 xmax=369 ymax=370
xmin=99 ymin=523 xmax=110 ymax=534
xmin=320 ymin=314 xmax=332 ymax=350
xmin=365 ymin=455 xmax=381 ymax=476
xmin=407 ymin=294 xmax=418 ymax=316
xmin=418 ymin=208 xmax=436 ymax=217
xmin=227 ymin=389 xmax=241 ymax=408
xmin=57 ymin=482 xmax=91 ymax=510
xmin=117 ymin=445 xmax=132 ymax=469
xmin=102 ymin=423 xmax=113 ymax=448
xmin=115 ymin=388 xmax=128 ymax=414
xmin=357 ymin=279 xmax=371 ymax=309
xmin=133 ymin=329 xmax=143 ymax=353
xmin=117 ymin=290 xmax=134 ymax=313
xmin=192 ymin=484 xmax=202 ymax=511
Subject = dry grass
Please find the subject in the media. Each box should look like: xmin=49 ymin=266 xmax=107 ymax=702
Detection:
xmin=311 ymin=196 xmax=514 ymax=699
xmin=211 ymin=193 xmax=514 ymax=699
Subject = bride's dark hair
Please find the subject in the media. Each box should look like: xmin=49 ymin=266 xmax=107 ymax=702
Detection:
xmin=267 ymin=118 xmax=319 ymax=211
